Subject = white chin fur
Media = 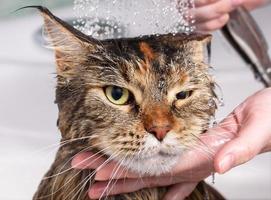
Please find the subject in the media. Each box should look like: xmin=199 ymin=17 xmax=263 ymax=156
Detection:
xmin=121 ymin=154 xmax=181 ymax=176
xmin=119 ymin=133 xmax=186 ymax=176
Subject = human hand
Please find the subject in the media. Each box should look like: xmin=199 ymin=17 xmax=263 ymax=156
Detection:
xmin=71 ymin=133 xmax=228 ymax=200
xmin=214 ymin=88 xmax=271 ymax=173
xmin=193 ymin=0 xmax=269 ymax=32
xmin=72 ymin=88 xmax=271 ymax=199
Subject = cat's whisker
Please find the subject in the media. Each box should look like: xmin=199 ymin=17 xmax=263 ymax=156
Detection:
xmin=129 ymin=148 xmax=144 ymax=181
xmin=68 ymin=151 xmax=124 ymax=200
xmin=181 ymin=141 xmax=213 ymax=160
xmin=99 ymin=150 xmax=130 ymax=200
xmin=38 ymin=146 xmax=117 ymax=200
xmin=185 ymin=141 xmax=216 ymax=161
xmin=175 ymin=127 xmax=216 ymax=157
xmin=14 ymin=135 xmax=100 ymax=164
xmin=102 ymin=151 xmax=133 ymax=196
xmin=63 ymin=159 xmax=108 ymax=200
xmin=65 ymin=172 xmax=95 ymax=200
xmin=79 ymin=151 xmax=125 ymax=200
xmin=48 ymin=145 xmax=113 ymax=198
xmin=79 ymin=152 xmax=123 ymax=200
xmin=47 ymin=144 xmax=117 ymax=199
xmin=190 ymin=132 xmax=214 ymax=154
xmin=43 ymin=142 xmax=111 ymax=179
xmin=49 ymin=145 xmax=96 ymax=200
xmin=75 ymin=172 xmax=94 ymax=200
xmin=191 ymin=145 xmax=215 ymax=160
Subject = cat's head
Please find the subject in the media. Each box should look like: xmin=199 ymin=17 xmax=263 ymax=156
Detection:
xmin=38 ymin=6 xmax=216 ymax=175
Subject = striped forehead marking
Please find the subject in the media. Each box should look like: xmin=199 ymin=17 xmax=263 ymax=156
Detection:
xmin=139 ymin=42 xmax=156 ymax=61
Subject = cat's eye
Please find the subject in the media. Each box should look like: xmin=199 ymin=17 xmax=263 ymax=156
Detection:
xmin=105 ymin=86 xmax=130 ymax=105
xmin=176 ymin=91 xmax=193 ymax=100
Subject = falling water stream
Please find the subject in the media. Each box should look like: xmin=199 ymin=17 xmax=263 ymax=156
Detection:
xmin=73 ymin=0 xmax=195 ymax=39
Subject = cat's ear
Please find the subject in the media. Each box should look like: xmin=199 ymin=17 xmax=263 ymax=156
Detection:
xmin=189 ymin=35 xmax=212 ymax=64
xmin=35 ymin=6 xmax=101 ymax=75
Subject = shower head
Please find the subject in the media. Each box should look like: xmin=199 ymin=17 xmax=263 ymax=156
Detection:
xmin=222 ymin=7 xmax=271 ymax=87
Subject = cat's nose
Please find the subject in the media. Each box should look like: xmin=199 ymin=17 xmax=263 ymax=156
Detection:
xmin=147 ymin=125 xmax=171 ymax=141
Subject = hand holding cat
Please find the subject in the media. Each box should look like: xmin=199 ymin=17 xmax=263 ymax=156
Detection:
xmin=194 ymin=0 xmax=269 ymax=32
xmin=72 ymin=88 xmax=271 ymax=199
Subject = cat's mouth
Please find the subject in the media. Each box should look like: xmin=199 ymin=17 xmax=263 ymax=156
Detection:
xmin=158 ymin=151 xmax=176 ymax=157
xmin=135 ymin=148 xmax=182 ymax=161
xmin=116 ymin=133 xmax=185 ymax=176
xmin=136 ymin=132 xmax=185 ymax=159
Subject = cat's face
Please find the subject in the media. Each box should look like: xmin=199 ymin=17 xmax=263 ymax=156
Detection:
xmin=39 ymin=7 xmax=216 ymax=175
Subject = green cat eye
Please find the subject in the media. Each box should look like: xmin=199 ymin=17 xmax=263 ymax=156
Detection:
xmin=176 ymin=91 xmax=193 ymax=100
xmin=105 ymin=86 xmax=130 ymax=105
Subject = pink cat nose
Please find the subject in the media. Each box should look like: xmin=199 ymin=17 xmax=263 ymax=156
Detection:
xmin=147 ymin=126 xmax=171 ymax=141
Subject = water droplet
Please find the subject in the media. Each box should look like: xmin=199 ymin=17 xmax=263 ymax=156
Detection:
xmin=211 ymin=172 xmax=215 ymax=184
xmin=158 ymin=79 xmax=166 ymax=90
xmin=255 ymin=73 xmax=261 ymax=81
xmin=209 ymin=116 xmax=217 ymax=128
xmin=208 ymin=99 xmax=215 ymax=108
xmin=218 ymin=97 xmax=225 ymax=107
xmin=266 ymin=67 xmax=271 ymax=74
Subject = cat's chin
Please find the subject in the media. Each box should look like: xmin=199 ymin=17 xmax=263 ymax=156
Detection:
xmin=120 ymin=153 xmax=182 ymax=176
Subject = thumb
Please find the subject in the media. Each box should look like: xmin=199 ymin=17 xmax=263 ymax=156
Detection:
xmin=214 ymin=113 xmax=271 ymax=174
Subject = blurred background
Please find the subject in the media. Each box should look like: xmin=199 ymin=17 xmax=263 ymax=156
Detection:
xmin=0 ymin=0 xmax=270 ymax=199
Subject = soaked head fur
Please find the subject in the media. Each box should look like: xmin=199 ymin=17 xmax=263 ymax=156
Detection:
xmin=34 ymin=6 xmax=216 ymax=175
xmin=28 ymin=6 xmax=222 ymax=200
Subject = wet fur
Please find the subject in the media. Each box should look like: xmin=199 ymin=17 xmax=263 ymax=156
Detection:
xmin=30 ymin=6 xmax=225 ymax=200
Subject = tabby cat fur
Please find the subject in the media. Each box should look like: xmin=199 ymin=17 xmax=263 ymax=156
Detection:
xmin=30 ymin=6 xmax=225 ymax=200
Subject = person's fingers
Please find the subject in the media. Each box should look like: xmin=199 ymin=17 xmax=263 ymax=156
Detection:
xmin=196 ymin=14 xmax=229 ymax=32
xmin=89 ymin=175 xmax=185 ymax=198
xmin=195 ymin=0 xmax=267 ymax=10
xmin=214 ymin=113 xmax=271 ymax=174
xmin=195 ymin=0 xmax=218 ymax=7
xmin=88 ymin=179 xmax=141 ymax=199
xmin=163 ymin=182 xmax=198 ymax=200
xmin=72 ymin=152 xmax=137 ymax=180
xmin=193 ymin=0 xmax=243 ymax=23
xmin=95 ymin=161 xmax=138 ymax=181
xmin=243 ymin=0 xmax=268 ymax=10
xmin=71 ymin=152 xmax=107 ymax=169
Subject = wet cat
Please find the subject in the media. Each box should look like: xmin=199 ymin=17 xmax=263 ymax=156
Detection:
xmin=31 ymin=6 xmax=225 ymax=200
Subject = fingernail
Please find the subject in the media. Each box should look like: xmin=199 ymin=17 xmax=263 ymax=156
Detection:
xmin=218 ymin=154 xmax=234 ymax=174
